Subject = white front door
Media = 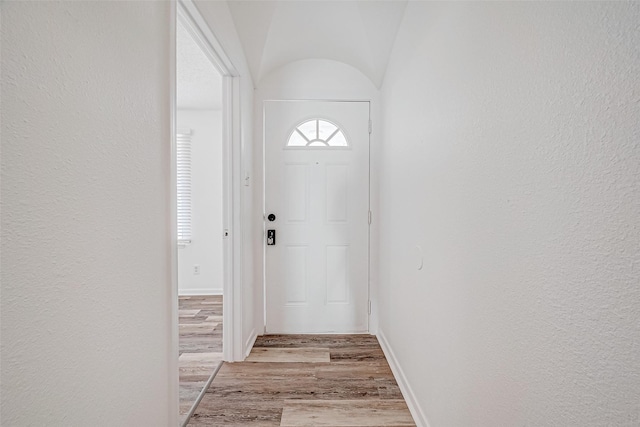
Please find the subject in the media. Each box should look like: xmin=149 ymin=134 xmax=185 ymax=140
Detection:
xmin=264 ymin=100 xmax=370 ymax=334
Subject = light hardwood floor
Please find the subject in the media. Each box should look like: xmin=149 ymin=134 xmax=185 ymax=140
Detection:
xmin=179 ymin=295 xmax=223 ymax=424
xmin=187 ymin=334 xmax=416 ymax=426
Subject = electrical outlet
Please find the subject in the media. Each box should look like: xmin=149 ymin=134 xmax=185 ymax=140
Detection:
xmin=193 ymin=265 xmax=200 ymax=275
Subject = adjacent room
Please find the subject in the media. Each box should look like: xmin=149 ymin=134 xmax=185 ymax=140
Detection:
xmin=175 ymin=17 xmax=224 ymax=424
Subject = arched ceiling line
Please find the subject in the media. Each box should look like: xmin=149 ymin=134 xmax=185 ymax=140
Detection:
xmin=228 ymin=0 xmax=408 ymax=88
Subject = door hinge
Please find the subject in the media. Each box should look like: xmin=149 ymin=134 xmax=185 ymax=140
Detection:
xmin=368 ymin=120 xmax=372 ymax=134
xmin=368 ymin=211 xmax=372 ymax=225
xmin=368 ymin=300 xmax=372 ymax=315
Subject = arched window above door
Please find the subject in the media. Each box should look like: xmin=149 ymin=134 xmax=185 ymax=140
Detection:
xmin=287 ymin=119 xmax=349 ymax=147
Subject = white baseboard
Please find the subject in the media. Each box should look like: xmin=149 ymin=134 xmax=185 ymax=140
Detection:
xmin=244 ymin=328 xmax=257 ymax=359
xmin=178 ymin=289 xmax=223 ymax=296
xmin=377 ymin=329 xmax=430 ymax=427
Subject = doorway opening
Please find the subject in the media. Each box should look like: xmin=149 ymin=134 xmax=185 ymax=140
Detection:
xmin=176 ymin=14 xmax=223 ymax=424
xmin=173 ymin=1 xmax=241 ymax=425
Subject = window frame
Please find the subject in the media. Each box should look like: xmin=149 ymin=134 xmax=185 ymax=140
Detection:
xmin=284 ymin=118 xmax=351 ymax=150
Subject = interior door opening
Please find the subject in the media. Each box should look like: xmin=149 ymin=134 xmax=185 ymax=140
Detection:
xmin=176 ymin=14 xmax=224 ymax=426
xmin=172 ymin=0 xmax=245 ymax=425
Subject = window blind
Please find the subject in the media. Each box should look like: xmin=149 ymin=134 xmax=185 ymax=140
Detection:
xmin=177 ymin=130 xmax=192 ymax=244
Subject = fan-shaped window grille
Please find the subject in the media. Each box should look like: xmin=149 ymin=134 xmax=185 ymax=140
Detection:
xmin=287 ymin=119 xmax=348 ymax=147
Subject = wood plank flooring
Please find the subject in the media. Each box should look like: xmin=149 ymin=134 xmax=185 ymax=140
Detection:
xmin=187 ymin=334 xmax=415 ymax=426
xmin=179 ymin=295 xmax=223 ymax=425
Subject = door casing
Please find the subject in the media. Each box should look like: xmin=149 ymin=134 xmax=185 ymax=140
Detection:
xmin=171 ymin=1 xmax=245 ymax=424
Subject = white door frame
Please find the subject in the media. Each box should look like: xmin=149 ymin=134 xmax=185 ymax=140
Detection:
xmin=261 ymin=99 xmax=372 ymax=334
xmin=170 ymin=1 xmax=244 ymax=421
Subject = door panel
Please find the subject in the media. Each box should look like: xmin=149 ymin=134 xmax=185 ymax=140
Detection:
xmin=264 ymin=100 xmax=370 ymax=333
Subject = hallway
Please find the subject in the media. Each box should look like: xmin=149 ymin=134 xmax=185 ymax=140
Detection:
xmin=188 ymin=335 xmax=415 ymax=426
xmin=3 ymin=2 xmax=640 ymax=426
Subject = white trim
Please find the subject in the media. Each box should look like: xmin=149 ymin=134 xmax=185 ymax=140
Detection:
xmin=377 ymin=329 xmax=431 ymax=427
xmin=178 ymin=289 xmax=223 ymax=296
xmin=221 ymin=75 xmax=235 ymax=362
xmin=261 ymin=104 xmax=268 ymax=334
xmin=244 ymin=328 xmax=258 ymax=359
xmin=168 ymin=1 xmax=179 ymax=425
xmin=262 ymin=98 xmax=373 ymax=103
xmin=367 ymin=101 xmax=373 ymax=334
xmin=229 ymin=75 xmax=244 ymax=361
xmin=177 ymin=0 xmax=238 ymax=77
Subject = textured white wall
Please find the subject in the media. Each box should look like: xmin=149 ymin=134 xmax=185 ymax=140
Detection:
xmin=1 ymin=2 xmax=173 ymax=425
xmin=379 ymin=2 xmax=640 ymax=426
xmin=254 ymin=59 xmax=382 ymax=333
xmin=178 ymin=110 xmax=224 ymax=295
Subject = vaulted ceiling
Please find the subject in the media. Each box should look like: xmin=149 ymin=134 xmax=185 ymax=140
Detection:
xmin=227 ymin=0 xmax=408 ymax=87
